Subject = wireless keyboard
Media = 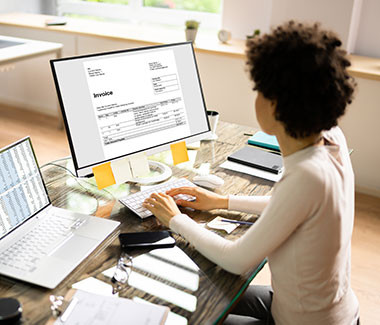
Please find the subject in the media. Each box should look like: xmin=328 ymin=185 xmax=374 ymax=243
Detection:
xmin=119 ymin=178 xmax=196 ymax=219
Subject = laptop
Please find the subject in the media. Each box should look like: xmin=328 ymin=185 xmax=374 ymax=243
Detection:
xmin=0 ymin=137 xmax=120 ymax=289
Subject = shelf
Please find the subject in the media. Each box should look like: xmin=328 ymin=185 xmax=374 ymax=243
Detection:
xmin=1 ymin=13 xmax=380 ymax=80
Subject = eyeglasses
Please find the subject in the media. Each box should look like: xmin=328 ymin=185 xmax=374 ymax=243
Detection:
xmin=111 ymin=252 xmax=133 ymax=295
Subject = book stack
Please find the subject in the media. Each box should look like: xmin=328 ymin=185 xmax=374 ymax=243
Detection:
xmin=221 ymin=131 xmax=283 ymax=182
xmin=247 ymin=131 xmax=280 ymax=152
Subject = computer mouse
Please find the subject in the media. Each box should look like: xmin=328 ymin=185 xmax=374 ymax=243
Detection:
xmin=193 ymin=174 xmax=224 ymax=189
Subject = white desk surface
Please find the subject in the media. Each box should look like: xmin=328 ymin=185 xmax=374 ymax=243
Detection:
xmin=0 ymin=35 xmax=62 ymax=65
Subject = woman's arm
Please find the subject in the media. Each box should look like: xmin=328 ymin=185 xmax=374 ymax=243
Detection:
xmin=166 ymin=186 xmax=270 ymax=214
xmin=228 ymin=195 xmax=271 ymax=215
xmin=170 ymin=169 xmax=323 ymax=275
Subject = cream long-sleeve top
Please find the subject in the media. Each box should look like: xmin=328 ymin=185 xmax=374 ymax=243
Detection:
xmin=170 ymin=127 xmax=359 ymax=325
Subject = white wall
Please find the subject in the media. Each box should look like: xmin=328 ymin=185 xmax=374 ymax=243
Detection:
xmin=353 ymin=0 xmax=380 ymax=58
xmin=340 ymin=77 xmax=380 ymax=196
xmin=0 ymin=0 xmax=41 ymax=14
xmin=221 ymin=0 xmax=378 ymax=58
xmin=270 ymin=0 xmax=358 ymax=51
xmin=222 ymin=0 xmax=272 ymax=39
xmin=196 ymin=51 xmax=257 ymax=127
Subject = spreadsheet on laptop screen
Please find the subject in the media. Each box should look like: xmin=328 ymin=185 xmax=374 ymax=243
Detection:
xmin=0 ymin=138 xmax=49 ymax=238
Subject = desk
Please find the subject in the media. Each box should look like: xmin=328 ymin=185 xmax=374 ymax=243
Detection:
xmin=0 ymin=122 xmax=273 ymax=325
xmin=0 ymin=35 xmax=63 ymax=127
xmin=0 ymin=35 xmax=62 ymax=65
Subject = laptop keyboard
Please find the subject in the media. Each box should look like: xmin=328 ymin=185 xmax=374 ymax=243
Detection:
xmin=0 ymin=214 xmax=83 ymax=273
xmin=119 ymin=178 xmax=196 ymax=219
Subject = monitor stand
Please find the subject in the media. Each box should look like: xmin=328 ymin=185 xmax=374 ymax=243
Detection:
xmin=128 ymin=161 xmax=172 ymax=185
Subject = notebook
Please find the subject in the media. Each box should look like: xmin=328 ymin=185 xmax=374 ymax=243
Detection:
xmin=248 ymin=131 xmax=280 ymax=152
xmin=0 ymin=137 xmax=120 ymax=289
xmin=227 ymin=146 xmax=283 ymax=174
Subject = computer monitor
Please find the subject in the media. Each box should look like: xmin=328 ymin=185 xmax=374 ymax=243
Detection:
xmin=50 ymin=42 xmax=211 ymax=177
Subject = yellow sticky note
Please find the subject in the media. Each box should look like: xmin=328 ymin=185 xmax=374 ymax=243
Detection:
xmin=92 ymin=162 xmax=116 ymax=190
xmin=170 ymin=141 xmax=189 ymax=165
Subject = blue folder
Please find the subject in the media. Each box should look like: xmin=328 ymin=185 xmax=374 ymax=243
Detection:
xmin=248 ymin=131 xmax=280 ymax=152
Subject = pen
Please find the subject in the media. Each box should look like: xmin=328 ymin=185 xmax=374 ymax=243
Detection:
xmin=221 ymin=219 xmax=254 ymax=225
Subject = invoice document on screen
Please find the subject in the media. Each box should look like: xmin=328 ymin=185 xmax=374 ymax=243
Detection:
xmin=83 ymin=49 xmax=191 ymax=158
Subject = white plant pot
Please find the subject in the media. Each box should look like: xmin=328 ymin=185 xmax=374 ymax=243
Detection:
xmin=185 ymin=29 xmax=198 ymax=42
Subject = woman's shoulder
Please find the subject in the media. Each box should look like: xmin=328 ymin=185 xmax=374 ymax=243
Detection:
xmin=280 ymin=156 xmax=326 ymax=194
xmin=323 ymin=126 xmax=348 ymax=147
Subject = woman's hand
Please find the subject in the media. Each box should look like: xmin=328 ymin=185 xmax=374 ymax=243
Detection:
xmin=167 ymin=186 xmax=228 ymax=211
xmin=143 ymin=192 xmax=180 ymax=227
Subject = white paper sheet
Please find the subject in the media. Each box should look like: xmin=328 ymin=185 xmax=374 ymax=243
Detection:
xmin=54 ymin=289 xmax=168 ymax=325
xmin=129 ymin=153 xmax=150 ymax=177
xmin=186 ymin=141 xmax=200 ymax=150
xmin=72 ymin=277 xmax=116 ymax=297
xmin=220 ymin=160 xmax=282 ymax=182
xmin=207 ymin=216 xmax=239 ymax=234
xmin=111 ymin=157 xmax=132 ymax=183
xmin=133 ymin=296 xmax=188 ymax=325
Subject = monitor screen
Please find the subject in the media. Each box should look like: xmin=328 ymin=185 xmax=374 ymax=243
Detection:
xmin=51 ymin=42 xmax=211 ymax=177
xmin=0 ymin=138 xmax=50 ymax=239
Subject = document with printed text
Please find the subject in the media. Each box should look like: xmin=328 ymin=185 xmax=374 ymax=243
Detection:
xmin=84 ymin=49 xmax=191 ymax=157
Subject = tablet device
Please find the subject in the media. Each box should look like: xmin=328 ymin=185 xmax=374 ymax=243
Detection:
xmin=227 ymin=146 xmax=283 ymax=174
xmin=119 ymin=231 xmax=175 ymax=249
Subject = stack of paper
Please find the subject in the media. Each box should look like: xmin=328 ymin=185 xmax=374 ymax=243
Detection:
xmin=53 ymin=289 xmax=169 ymax=325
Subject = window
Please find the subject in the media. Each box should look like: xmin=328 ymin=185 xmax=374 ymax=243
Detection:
xmin=57 ymin=0 xmax=222 ymax=29
xmin=144 ymin=0 xmax=221 ymax=14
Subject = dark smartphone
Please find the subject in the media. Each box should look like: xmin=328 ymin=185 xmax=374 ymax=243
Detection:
xmin=119 ymin=231 xmax=175 ymax=250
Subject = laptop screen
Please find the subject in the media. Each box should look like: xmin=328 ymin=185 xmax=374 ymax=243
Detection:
xmin=0 ymin=138 xmax=50 ymax=239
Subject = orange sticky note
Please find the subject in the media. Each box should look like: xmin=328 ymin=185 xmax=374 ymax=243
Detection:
xmin=170 ymin=141 xmax=189 ymax=165
xmin=92 ymin=162 xmax=116 ymax=190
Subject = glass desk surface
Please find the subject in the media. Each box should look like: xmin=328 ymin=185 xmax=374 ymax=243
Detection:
xmin=0 ymin=40 xmax=24 ymax=49
xmin=0 ymin=122 xmax=272 ymax=325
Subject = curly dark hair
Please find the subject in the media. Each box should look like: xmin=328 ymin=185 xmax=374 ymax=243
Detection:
xmin=246 ymin=21 xmax=355 ymax=138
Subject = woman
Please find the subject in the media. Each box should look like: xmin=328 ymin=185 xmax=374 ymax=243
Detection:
xmin=143 ymin=21 xmax=359 ymax=325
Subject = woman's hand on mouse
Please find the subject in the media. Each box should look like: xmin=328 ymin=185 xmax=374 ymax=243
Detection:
xmin=166 ymin=186 xmax=228 ymax=211
xmin=143 ymin=192 xmax=180 ymax=227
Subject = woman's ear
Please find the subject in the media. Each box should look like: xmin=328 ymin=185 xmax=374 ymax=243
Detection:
xmin=269 ymin=99 xmax=277 ymax=117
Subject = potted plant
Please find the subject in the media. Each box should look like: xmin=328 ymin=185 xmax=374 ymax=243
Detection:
xmin=246 ymin=29 xmax=261 ymax=40
xmin=185 ymin=20 xmax=200 ymax=42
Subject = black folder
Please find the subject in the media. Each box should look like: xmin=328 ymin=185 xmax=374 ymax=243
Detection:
xmin=227 ymin=146 xmax=283 ymax=174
